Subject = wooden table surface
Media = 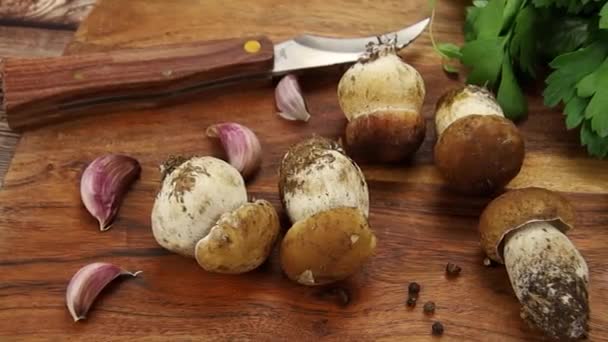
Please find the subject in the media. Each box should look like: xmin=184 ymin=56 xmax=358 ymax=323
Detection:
xmin=0 ymin=1 xmax=607 ymax=341
xmin=0 ymin=0 xmax=96 ymax=187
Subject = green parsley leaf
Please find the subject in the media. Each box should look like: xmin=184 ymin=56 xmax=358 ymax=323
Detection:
xmin=476 ymin=0 xmax=506 ymax=38
xmin=437 ymin=43 xmax=463 ymax=59
xmin=473 ymin=0 xmax=489 ymax=7
xmin=461 ymin=38 xmax=505 ymax=86
xmin=465 ymin=6 xmax=482 ymax=41
xmin=503 ymin=0 xmax=526 ymax=29
xmin=544 ymin=41 xmax=608 ymax=107
xmin=454 ymin=0 xmax=608 ymax=158
xmin=497 ymin=56 xmax=527 ymax=119
xmin=564 ymin=95 xmax=589 ymax=129
xmin=591 ymin=105 xmax=608 ymax=137
xmin=533 ymin=0 xmax=603 ymax=14
xmin=581 ymin=121 xmax=608 ymax=157
xmin=600 ymin=2 xmax=608 ymax=28
xmin=531 ymin=0 xmax=550 ymax=7
xmin=428 ymin=0 xmax=461 ymax=74
xmin=443 ymin=64 xmax=459 ymax=74
xmin=464 ymin=0 xmax=495 ymax=41
xmin=576 ymin=57 xmax=608 ymax=99
xmin=510 ymin=5 xmax=537 ymax=76
xmin=580 ymin=58 xmax=608 ymax=136
xmin=537 ymin=14 xmax=592 ymax=58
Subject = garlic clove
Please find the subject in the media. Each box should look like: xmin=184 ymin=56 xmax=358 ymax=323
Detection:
xmin=66 ymin=262 xmax=141 ymax=322
xmin=275 ymin=74 xmax=311 ymax=122
xmin=80 ymin=154 xmax=141 ymax=231
xmin=206 ymin=123 xmax=262 ymax=180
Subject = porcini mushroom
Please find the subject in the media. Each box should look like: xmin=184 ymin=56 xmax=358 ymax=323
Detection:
xmin=278 ymin=137 xmax=376 ymax=286
xmin=434 ymin=85 xmax=525 ymax=194
xmin=479 ymin=187 xmax=589 ymax=340
xmin=151 ymin=156 xmax=279 ymax=274
xmin=337 ymin=36 xmax=426 ymax=162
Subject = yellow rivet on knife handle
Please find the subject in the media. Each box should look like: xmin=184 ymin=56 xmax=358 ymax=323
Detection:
xmin=244 ymin=40 xmax=261 ymax=54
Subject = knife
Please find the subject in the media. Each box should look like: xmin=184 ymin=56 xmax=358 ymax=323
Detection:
xmin=2 ymin=18 xmax=429 ymax=130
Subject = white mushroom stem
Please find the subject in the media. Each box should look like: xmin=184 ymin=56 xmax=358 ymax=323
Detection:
xmin=504 ymin=221 xmax=589 ymax=340
xmin=435 ymin=86 xmax=504 ymax=136
xmin=282 ymin=148 xmax=369 ymax=223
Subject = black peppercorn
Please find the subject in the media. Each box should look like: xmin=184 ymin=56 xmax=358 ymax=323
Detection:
xmin=408 ymin=282 xmax=421 ymax=295
xmin=432 ymin=321 xmax=444 ymax=336
xmin=406 ymin=296 xmax=417 ymax=307
xmin=423 ymin=301 xmax=436 ymax=315
xmin=446 ymin=263 xmax=462 ymax=277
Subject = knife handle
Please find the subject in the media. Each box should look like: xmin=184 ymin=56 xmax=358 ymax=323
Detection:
xmin=2 ymin=36 xmax=274 ymax=130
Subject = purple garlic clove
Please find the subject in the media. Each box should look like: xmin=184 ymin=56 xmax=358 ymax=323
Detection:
xmin=275 ymin=74 xmax=311 ymax=122
xmin=80 ymin=154 xmax=141 ymax=231
xmin=206 ymin=123 xmax=262 ymax=180
xmin=66 ymin=262 xmax=141 ymax=322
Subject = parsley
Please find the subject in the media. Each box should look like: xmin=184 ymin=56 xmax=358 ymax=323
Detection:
xmin=601 ymin=3 xmax=608 ymax=28
xmin=510 ymin=5 xmax=536 ymax=76
xmin=498 ymin=55 xmax=527 ymax=118
xmin=544 ymin=37 xmax=608 ymax=157
xmin=461 ymin=38 xmax=505 ymax=86
xmin=457 ymin=0 xmax=531 ymax=119
xmin=537 ymin=14 xmax=592 ymax=58
xmin=432 ymin=0 xmax=608 ymax=158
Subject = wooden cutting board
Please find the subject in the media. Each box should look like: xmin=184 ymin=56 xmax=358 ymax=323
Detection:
xmin=1 ymin=0 xmax=607 ymax=340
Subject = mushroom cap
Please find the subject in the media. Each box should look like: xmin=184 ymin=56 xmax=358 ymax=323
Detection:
xmin=479 ymin=187 xmax=576 ymax=263
xmin=279 ymin=136 xmax=369 ymax=223
xmin=434 ymin=115 xmax=525 ymax=195
xmin=280 ymin=207 xmax=376 ymax=286
xmin=345 ymin=110 xmax=426 ymax=162
xmin=195 ymin=199 xmax=280 ymax=274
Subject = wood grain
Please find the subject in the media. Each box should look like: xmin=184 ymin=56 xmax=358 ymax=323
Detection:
xmin=3 ymin=36 xmax=274 ymax=130
xmin=0 ymin=25 xmax=74 ymax=187
xmin=0 ymin=0 xmax=95 ymax=29
xmin=0 ymin=0 xmax=606 ymax=341
xmin=0 ymin=114 xmax=19 ymax=188
xmin=0 ymin=25 xmax=73 ymax=57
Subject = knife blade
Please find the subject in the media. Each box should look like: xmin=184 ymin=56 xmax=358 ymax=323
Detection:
xmin=273 ymin=18 xmax=429 ymax=74
xmin=3 ymin=18 xmax=429 ymax=130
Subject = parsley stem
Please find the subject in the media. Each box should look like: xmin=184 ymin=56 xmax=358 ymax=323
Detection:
xmin=429 ymin=1 xmax=448 ymax=60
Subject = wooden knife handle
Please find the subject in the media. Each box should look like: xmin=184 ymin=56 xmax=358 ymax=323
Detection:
xmin=2 ymin=36 xmax=274 ymax=130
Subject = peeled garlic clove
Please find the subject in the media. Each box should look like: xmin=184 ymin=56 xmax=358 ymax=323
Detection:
xmin=275 ymin=74 xmax=311 ymax=122
xmin=66 ymin=262 xmax=141 ymax=322
xmin=80 ymin=154 xmax=141 ymax=231
xmin=206 ymin=123 xmax=262 ymax=180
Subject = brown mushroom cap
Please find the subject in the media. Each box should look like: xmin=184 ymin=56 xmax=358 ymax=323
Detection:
xmin=345 ymin=110 xmax=426 ymax=162
xmin=195 ymin=199 xmax=280 ymax=274
xmin=434 ymin=114 xmax=525 ymax=195
xmin=479 ymin=187 xmax=576 ymax=263
xmin=280 ymin=207 xmax=376 ymax=286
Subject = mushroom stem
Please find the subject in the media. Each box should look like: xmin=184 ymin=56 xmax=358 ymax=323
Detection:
xmin=435 ymin=85 xmax=504 ymax=136
xmin=504 ymin=221 xmax=589 ymax=340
